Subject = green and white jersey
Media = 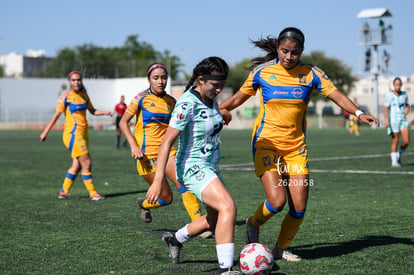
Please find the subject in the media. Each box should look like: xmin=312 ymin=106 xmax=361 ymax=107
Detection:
xmin=384 ymin=90 xmax=409 ymax=123
xmin=169 ymin=88 xmax=224 ymax=182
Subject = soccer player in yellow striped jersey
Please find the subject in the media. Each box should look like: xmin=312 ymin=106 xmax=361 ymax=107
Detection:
xmin=120 ymin=63 xmax=205 ymax=229
xmin=220 ymin=27 xmax=379 ymax=263
xmin=40 ymin=71 xmax=112 ymax=201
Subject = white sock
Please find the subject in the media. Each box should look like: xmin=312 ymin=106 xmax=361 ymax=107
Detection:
xmin=391 ymin=152 xmax=398 ymax=164
xmin=175 ymin=224 xmax=193 ymax=244
xmin=216 ymin=243 xmax=234 ymax=269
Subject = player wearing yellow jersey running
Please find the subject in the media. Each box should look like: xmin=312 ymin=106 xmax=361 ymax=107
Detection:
xmin=220 ymin=27 xmax=379 ymax=263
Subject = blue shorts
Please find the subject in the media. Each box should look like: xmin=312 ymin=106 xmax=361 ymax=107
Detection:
xmin=180 ymin=165 xmax=223 ymax=201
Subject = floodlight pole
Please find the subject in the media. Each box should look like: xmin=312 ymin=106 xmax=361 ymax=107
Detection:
xmin=357 ymin=8 xmax=392 ymax=122
xmin=373 ymin=44 xmax=379 ymax=120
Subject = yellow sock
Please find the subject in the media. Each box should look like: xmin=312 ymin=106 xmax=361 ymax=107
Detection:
xmin=81 ymin=172 xmax=97 ymax=196
xmin=141 ymin=198 xmax=162 ymax=209
xmin=277 ymin=212 xmax=304 ymax=249
xmin=251 ymin=200 xmax=276 ymax=228
xmin=62 ymin=170 xmax=77 ymax=193
xmin=181 ymin=191 xmax=202 ymax=221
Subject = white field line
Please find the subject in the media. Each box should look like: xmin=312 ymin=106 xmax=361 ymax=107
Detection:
xmin=310 ymin=169 xmax=414 ymax=175
xmin=219 ymin=152 xmax=414 ymax=175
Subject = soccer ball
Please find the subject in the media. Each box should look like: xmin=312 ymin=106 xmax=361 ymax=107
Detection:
xmin=239 ymin=243 xmax=274 ymax=274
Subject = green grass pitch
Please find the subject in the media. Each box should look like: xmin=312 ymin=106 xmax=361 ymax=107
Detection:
xmin=0 ymin=128 xmax=413 ymax=274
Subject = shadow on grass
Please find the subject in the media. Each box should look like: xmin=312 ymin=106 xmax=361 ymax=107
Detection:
xmin=293 ymin=235 xmax=414 ymax=259
xmin=69 ymin=189 xmax=146 ymax=200
xmin=102 ymin=189 xmax=146 ymax=198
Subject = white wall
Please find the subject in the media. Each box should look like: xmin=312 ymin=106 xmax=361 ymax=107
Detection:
xmin=0 ymin=77 xmax=170 ymax=128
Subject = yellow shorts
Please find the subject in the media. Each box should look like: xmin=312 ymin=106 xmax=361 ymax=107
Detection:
xmin=254 ymin=145 xmax=309 ymax=177
xmin=136 ymin=147 xmax=177 ymax=176
xmin=63 ymin=132 xmax=89 ymax=158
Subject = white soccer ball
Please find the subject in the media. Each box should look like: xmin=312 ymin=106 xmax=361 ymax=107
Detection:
xmin=239 ymin=243 xmax=274 ymax=274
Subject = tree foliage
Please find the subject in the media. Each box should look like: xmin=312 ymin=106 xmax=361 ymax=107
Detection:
xmin=226 ymin=59 xmax=250 ymax=93
xmin=300 ymin=51 xmax=357 ymax=102
xmin=42 ymin=35 xmax=184 ymax=79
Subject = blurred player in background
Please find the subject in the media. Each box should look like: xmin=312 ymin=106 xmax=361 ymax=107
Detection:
xmin=114 ymin=95 xmax=128 ymax=148
xmin=348 ymin=113 xmax=360 ymax=136
xmin=149 ymin=57 xmax=238 ymax=274
xmin=220 ymin=27 xmax=379 ymax=263
xmin=384 ymin=77 xmax=410 ymax=167
xmin=119 ymin=63 xmax=208 ymax=237
xmin=40 ymin=71 xmax=112 ymax=201
xmin=348 ymin=98 xmax=360 ymax=136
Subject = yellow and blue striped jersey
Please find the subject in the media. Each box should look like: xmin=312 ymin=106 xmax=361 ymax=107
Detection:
xmin=126 ymin=89 xmax=176 ymax=156
xmin=56 ymin=90 xmax=92 ymax=137
xmin=240 ymin=59 xmax=337 ymax=151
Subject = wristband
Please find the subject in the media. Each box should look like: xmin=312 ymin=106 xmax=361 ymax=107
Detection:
xmin=355 ymin=110 xmax=364 ymax=118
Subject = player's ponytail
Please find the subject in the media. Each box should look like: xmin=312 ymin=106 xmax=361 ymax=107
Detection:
xmin=248 ymin=36 xmax=278 ymax=70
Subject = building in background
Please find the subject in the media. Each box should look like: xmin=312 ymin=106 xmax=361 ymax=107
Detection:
xmin=0 ymin=50 xmax=52 ymax=78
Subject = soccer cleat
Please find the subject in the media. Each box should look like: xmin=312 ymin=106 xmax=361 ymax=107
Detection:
xmin=137 ymin=198 xmax=152 ymax=223
xmin=272 ymin=247 xmax=302 ymax=262
xmin=391 ymin=163 xmax=401 ymax=168
xmin=197 ymin=230 xmax=213 ymax=239
xmin=246 ymin=216 xmax=260 ymax=244
xmin=58 ymin=190 xmax=72 ymax=200
xmin=162 ymin=232 xmax=182 ymax=264
xmin=90 ymin=193 xmax=106 ymax=201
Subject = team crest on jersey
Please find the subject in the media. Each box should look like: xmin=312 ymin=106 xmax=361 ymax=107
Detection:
xmin=262 ymin=156 xmax=271 ymax=166
xmin=298 ymin=74 xmax=306 ymax=84
xmin=195 ymin=171 xmax=205 ymax=181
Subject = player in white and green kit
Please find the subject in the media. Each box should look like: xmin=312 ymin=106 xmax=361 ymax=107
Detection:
xmin=384 ymin=77 xmax=410 ymax=167
xmin=148 ymin=57 xmax=238 ymax=274
xmin=170 ymin=89 xmax=224 ymax=200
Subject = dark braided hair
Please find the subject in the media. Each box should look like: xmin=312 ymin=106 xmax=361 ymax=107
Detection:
xmin=248 ymin=27 xmax=305 ymax=70
xmin=184 ymin=56 xmax=229 ymax=92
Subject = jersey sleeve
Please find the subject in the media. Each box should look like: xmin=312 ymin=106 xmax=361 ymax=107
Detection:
xmin=239 ymin=69 xmax=260 ymax=96
xmin=384 ymin=92 xmax=391 ymax=107
xmin=55 ymin=91 xmax=68 ymax=113
xmin=311 ymin=66 xmax=337 ymax=97
xmin=169 ymin=100 xmax=193 ymax=131
xmin=125 ymin=95 xmax=140 ymax=116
